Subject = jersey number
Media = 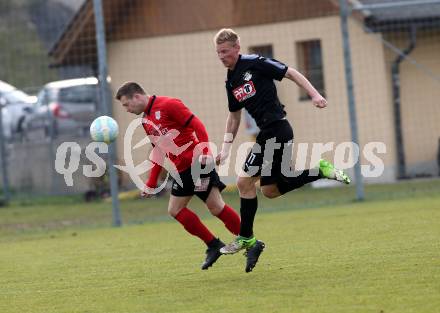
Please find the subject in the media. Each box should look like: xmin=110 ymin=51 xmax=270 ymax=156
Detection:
xmin=246 ymin=152 xmax=257 ymax=166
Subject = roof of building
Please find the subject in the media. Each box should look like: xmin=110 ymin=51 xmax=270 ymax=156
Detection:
xmin=49 ymin=0 xmax=340 ymax=67
xmin=356 ymin=0 xmax=440 ymax=32
xmin=49 ymin=0 xmax=440 ymax=66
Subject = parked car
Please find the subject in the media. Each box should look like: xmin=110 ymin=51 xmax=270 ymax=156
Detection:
xmin=0 ymin=80 xmax=37 ymax=140
xmin=23 ymin=77 xmax=99 ymax=139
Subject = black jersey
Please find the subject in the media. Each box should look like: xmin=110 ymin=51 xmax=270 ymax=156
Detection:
xmin=226 ymin=54 xmax=288 ymax=129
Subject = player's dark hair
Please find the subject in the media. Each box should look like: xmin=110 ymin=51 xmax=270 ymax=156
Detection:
xmin=115 ymin=82 xmax=146 ymax=100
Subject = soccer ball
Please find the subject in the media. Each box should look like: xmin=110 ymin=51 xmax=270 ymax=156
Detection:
xmin=90 ymin=115 xmax=119 ymax=143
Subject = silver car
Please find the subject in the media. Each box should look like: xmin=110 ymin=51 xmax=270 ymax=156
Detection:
xmin=0 ymin=80 xmax=37 ymax=140
xmin=23 ymin=77 xmax=99 ymax=139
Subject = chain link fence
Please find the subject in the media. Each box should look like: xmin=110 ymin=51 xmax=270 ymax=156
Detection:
xmin=1 ymin=0 xmax=439 ymax=207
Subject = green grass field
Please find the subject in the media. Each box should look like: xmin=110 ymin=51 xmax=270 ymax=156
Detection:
xmin=1 ymin=180 xmax=439 ymax=313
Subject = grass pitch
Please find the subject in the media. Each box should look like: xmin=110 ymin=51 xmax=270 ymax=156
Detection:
xmin=1 ymin=180 xmax=439 ymax=313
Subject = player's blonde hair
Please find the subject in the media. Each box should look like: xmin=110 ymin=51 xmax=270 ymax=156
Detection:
xmin=214 ymin=28 xmax=240 ymax=45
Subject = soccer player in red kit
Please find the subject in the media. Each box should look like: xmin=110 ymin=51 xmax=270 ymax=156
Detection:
xmin=116 ymin=82 xmax=241 ymax=270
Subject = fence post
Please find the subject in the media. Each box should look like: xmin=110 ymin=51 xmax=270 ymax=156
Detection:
xmin=93 ymin=0 xmax=122 ymax=226
xmin=339 ymin=0 xmax=365 ymax=201
xmin=0 ymin=104 xmax=10 ymax=204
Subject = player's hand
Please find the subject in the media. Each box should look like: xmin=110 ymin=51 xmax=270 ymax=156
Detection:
xmin=215 ymin=150 xmax=229 ymax=165
xmin=199 ymin=154 xmax=214 ymax=165
xmin=312 ymin=95 xmax=327 ymax=108
xmin=216 ymin=141 xmax=232 ymax=165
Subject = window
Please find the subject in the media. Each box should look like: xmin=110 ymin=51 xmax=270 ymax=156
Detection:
xmin=249 ymin=44 xmax=273 ymax=58
xmin=59 ymin=85 xmax=97 ymax=104
xmin=296 ymin=40 xmax=325 ymax=100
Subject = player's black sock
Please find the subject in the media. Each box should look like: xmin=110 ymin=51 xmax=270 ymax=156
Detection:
xmin=239 ymin=197 xmax=258 ymax=238
xmin=207 ymin=237 xmax=221 ymax=248
xmin=277 ymin=169 xmax=321 ymax=194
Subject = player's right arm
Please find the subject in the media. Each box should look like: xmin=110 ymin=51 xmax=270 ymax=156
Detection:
xmin=216 ymin=110 xmax=241 ymax=165
xmin=142 ymin=143 xmax=165 ymax=198
xmin=142 ymin=163 xmax=162 ymax=198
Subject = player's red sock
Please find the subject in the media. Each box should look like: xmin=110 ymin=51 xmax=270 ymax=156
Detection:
xmin=216 ymin=204 xmax=240 ymax=235
xmin=174 ymin=207 xmax=215 ymax=244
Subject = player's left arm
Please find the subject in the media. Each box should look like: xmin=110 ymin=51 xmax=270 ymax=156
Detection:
xmin=188 ymin=115 xmax=209 ymax=144
xmin=167 ymin=99 xmax=195 ymax=127
xmin=188 ymin=115 xmax=213 ymax=164
xmin=167 ymin=99 xmax=212 ymax=163
xmin=284 ymin=67 xmax=327 ymax=109
xmin=257 ymin=56 xmax=326 ymax=108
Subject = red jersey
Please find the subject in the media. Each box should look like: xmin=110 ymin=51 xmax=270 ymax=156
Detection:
xmin=142 ymin=95 xmax=200 ymax=173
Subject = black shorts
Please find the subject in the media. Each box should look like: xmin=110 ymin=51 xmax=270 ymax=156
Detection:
xmin=170 ymin=163 xmax=226 ymax=202
xmin=243 ymin=119 xmax=294 ymax=186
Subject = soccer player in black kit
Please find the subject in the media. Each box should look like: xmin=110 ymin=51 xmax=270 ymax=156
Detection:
xmin=214 ymin=28 xmax=350 ymax=272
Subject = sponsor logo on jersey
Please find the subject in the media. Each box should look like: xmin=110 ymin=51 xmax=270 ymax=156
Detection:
xmin=155 ymin=111 xmax=161 ymax=120
xmin=233 ymin=81 xmax=256 ymax=102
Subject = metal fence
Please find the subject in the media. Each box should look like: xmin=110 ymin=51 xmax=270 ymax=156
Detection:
xmin=1 ymin=0 xmax=440 ymax=209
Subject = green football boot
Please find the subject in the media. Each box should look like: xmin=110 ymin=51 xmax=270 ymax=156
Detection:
xmin=318 ymin=159 xmax=351 ymax=184
xmin=220 ymin=236 xmax=257 ymax=254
